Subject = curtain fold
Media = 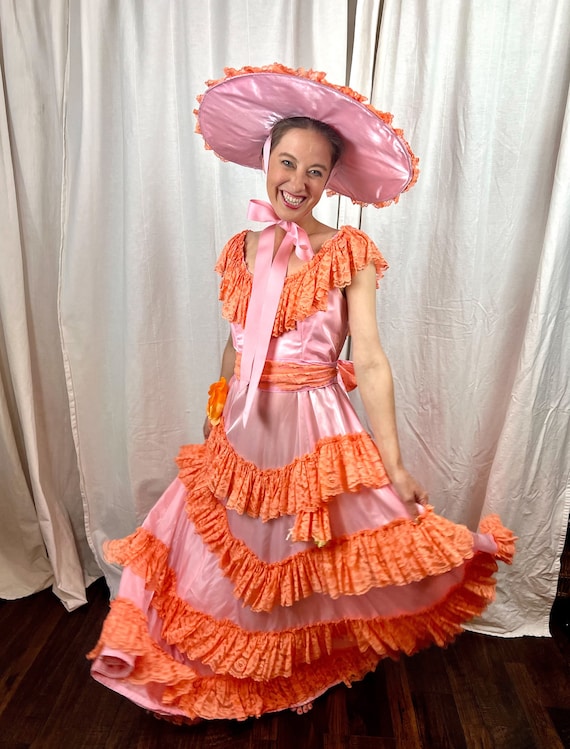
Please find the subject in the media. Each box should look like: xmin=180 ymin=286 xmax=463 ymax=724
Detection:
xmin=354 ymin=0 xmax=570 ymax=635
xmin=1 ymin=0 xmax=568 ymax=635
xmin=59 ymin=0 xmax=347 ymax=597
xmin=0 ymin=0 xmax=98 ymax=610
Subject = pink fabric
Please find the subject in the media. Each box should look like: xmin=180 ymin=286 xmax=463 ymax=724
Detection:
xmin=90 ymin=231 xmax=507 ymax=719
xmin=106 ymin=477 xmax=496 ymax=634
xmin=227 ymin=289 xmax=358 ymax=466
xmin=197 ymin=69 xmax=415 ymax=204
xmin=239 ymin=200 xmax=313 ymax=424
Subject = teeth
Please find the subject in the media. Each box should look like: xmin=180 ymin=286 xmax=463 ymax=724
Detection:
xmin=282 ymin=191 xmax=304 ymax=206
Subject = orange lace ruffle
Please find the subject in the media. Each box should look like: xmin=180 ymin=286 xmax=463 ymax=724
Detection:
xmin=195 ymin=63 xmax=420 ymax=209
xmin=88 ymin=549 xmax=500 ymax=720
xmin=215 ymin=226 xmax=388 ymax=336
xmin=479 ymin=514 xmax=518 ymax=563
xmin=233 ymin=354 xmax=357 ymax=393
xmin=177 ymin=425 xmax=389 ymax=543
xmin=234 ymin=354 xmax=349 ymax=391
xmin=89 ymin=597 xmax=380 ymax=720
xmin=184 ymin=487 xmax=515 ymax=612
xmin=104 ymin=529 xmax=170 ymax=586
xmin=106 ymin=476 xmax=514 ymax=614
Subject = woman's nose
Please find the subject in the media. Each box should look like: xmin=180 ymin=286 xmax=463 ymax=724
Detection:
xmin=288 ymin=169 xmax=305 ymax=192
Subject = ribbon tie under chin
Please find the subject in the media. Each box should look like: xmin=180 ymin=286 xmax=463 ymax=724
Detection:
xmin=239 ymin=200 xmax=313 ymax=425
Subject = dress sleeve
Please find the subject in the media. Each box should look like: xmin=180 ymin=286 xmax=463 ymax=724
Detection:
xmin=329 ymin=226 xmax=389 ymax=288
xmin=214 ymin=226 xmax=388 ymax=335
xmin=215 ymin=230 xmax=248 ymax=277
xmin=215 ymin=230 xmax=252 ymax=325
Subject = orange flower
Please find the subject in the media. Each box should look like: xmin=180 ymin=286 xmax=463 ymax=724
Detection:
xmin=206 ymin=377 xmax=229 ymax=426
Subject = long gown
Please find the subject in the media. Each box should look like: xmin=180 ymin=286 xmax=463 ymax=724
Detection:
xmin=89 ymin=225 xmax=515 ymax=722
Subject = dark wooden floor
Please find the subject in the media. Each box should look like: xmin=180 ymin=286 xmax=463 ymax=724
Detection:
xmin=1 ymin=579 xmax=569 ymax=749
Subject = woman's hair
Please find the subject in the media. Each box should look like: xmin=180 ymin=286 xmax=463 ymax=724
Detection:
xmin=270 ymin=117 xmax=344 ymax=167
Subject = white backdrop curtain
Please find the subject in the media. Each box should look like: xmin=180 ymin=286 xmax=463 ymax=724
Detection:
xmin=0 ymin=0 xmax=100 ymax=610
xmin=0 ymin=0 xmax=568 ymax=636
xmin=354 ymin=0 xmax=570 ymax=636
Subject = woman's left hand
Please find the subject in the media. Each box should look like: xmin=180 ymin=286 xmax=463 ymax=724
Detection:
xmin=389 ymin=466 xmax=429 ymax=518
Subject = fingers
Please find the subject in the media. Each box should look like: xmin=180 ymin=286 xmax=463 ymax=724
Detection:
xmin=406 ymin=501 xmax=421 ymax=518
xmin=417 ymin=490 xmax=429 ymax=506
xmin=387 ymin=469 xmax=429 ymax=517
xmin=394 ymin=484 xmax=428 ymax=517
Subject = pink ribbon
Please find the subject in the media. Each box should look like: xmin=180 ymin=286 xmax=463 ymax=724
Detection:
xmin=240 ymin=200 xmax=313 ymax=424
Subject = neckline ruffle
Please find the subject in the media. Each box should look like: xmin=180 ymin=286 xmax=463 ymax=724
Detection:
xmin=216 ymin=226 xmax=389 ymax=337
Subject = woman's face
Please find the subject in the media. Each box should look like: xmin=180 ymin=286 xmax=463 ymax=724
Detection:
xmin=266 ymin=127 xmax=334 ymax=229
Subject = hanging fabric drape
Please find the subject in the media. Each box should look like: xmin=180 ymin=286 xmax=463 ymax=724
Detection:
xmin=58 ymin=0 xmax=346 ymax=598
xmin=0 ymin=0 xmax=99 ymax=611
xmin=354 ymin=0 xmax=570 ymax=636
xmin=0 ymin=0 xmax=568 ymax=636
xmin=0 ymin=0 xmax=345 ymax=608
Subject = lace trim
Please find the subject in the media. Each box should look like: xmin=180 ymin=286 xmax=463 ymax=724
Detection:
xmin=104 ymin=493 xmax=515 ymax=614
xmin=479 ymin=514 xmax=517 ymax=562
xmin=215 ymin=226 xmax=388 ymax=336
xmin=177 ymin=426 xmax=389 ymax=543
xmin=179 ymin=491 xmax=515 ymax=610
xmin=195 ymin=63 xmax=420 ymax=209
xmin=88 ymin=551 xmax=501 ymax=720
xmin=89 ymin=597 xmax=380 ymax=720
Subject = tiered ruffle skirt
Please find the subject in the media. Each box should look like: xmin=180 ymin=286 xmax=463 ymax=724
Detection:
xmin=89 ymin=374 xmax=515 ymax=722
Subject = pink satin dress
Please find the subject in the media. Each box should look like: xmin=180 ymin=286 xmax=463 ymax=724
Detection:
xmin=89 ymin=226 xmax=515 ymax=722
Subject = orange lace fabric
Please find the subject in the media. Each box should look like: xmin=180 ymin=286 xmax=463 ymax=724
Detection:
xmin=178 ymin=423 xmax=389 ymax=540
xmin=90 ymin=523 xmax=514 ymax=720
xmin=87 ymin=222 xmax=517 ymax=721
xmin=215 ymin=226 xmax=388 ymax=337
xmin=104 ymin=459 xmax=515 ymax=614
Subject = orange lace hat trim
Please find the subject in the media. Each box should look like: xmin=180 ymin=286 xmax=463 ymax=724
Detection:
xmin=195 ymin=63 xmax=419 ymax=209
xmin=177 ymin=424 xmax=389 ymax=532
xmin=215 ymin=226 xmax=388 ymax=336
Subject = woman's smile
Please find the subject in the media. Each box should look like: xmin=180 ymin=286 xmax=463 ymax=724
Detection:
xmin=266 ymin=127 xmax=333 ymax=229
xmin=280 ymin=190 xmax=306 ymax=208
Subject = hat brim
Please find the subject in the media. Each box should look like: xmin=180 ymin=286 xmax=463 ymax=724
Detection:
xmin=196 ymin=65 xmax=418 ymax=207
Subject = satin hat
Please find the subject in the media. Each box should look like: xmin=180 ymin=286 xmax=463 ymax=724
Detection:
xmin=195 ymin=63 xmax=419 ymax=207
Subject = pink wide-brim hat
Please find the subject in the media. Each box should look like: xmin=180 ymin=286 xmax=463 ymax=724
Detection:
xmin=195 ymin=63 xmax=419 ymax=208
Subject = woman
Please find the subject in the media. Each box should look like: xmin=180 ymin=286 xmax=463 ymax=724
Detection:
xmin=89 ymin=64 xmax=514 ymax=723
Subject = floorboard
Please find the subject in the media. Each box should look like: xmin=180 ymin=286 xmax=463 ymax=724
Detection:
xmin=0 ymin=578 xmax=569 ymax=749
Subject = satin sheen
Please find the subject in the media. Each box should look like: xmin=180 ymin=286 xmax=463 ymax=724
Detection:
xmin=89 ymin=228 xmax=512 ymax=719
xmin=93 ymin=286 xmax=499 ymax=675
xmin=197 ymin=71 xmax=414 ymax=204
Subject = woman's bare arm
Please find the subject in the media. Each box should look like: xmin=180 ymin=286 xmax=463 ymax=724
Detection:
xmin=345 ymin=264 xmax=428 ymax=516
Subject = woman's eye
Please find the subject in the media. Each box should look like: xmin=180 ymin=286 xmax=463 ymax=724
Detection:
xmin=281 ymin=159 xmax=293 ymax=167
xmin=309 ymin=169 xmax=323 ymax=178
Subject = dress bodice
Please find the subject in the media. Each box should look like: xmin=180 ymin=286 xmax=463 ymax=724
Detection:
xmin=230 ymin=288 xmax=348 ymax=366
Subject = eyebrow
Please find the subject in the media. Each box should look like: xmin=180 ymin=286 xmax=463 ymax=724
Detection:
xmin=278 ymin=151 xmax=330 ymax=171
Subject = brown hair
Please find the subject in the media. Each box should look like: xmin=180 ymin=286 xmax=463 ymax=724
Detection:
xmin=270 ymin=117 xmax=344 ymax=167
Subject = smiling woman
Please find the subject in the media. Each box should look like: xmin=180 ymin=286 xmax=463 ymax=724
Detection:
xmin=244 ymin=124 xmax=341 ymax=278
xmin=266 ymin=125 xmax=335 ymax=224
xmin=88 ymin=63 xmax=515 ymax=724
